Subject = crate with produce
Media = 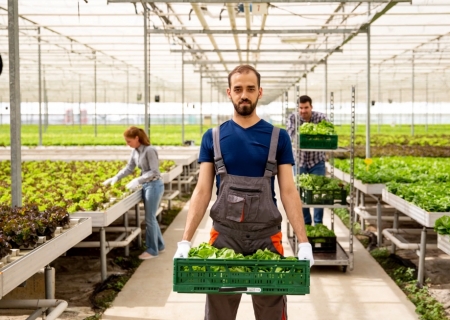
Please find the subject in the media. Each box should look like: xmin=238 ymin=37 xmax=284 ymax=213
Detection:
xmin=299 ymin=120 xmax=338 ymax=150
xmin=297 ymin=174 xmax=347 ymax=205
xmin=305 ymin=224 xmax=337 ymax=253
xmin=173 ymin=243 xmax=310 ymax=295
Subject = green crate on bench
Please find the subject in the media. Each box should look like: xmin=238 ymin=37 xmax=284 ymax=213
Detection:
xmin=300 ymin=188 xmax=347 ymax=205
xmin=308 ymin=236 xmax=337 ymax=253
xmin=299 ymin=134 xmax=338 ymax=150
xmin=173 ymin=258 xmax=310 ymax=295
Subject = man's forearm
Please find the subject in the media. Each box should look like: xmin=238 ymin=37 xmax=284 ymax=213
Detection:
xmin=281 ymin=189 xmax=308 ymax=243
xmin=182 ymin=188 xmax=212 ymax=241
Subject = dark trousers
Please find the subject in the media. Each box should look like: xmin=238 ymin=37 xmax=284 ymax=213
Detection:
xmin=299 ymin=161 xmax=326 ymax=225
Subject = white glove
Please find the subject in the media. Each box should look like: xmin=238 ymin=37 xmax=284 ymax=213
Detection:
xmin=125 ymin=178 xmax=140 ymax=190
xmin=173 ymin=240 xmax=191 ymax=259
xmin=102 ymin=177 xmax=118 ymax=186
xmin=298 ymin=242 xmax=314 ymax=267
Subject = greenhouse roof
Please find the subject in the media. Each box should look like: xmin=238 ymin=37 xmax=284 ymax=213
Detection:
xmin=1 ymin=0 xmax=450 ymax=106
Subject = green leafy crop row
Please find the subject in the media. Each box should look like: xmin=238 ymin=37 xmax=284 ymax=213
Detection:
xmin=0 ymin=160 xmax=177 ymax=213
xmin=0 ymin=204 xmax=70 ymax=258
xmin=334 ymin=157 xmax=450 ymax=185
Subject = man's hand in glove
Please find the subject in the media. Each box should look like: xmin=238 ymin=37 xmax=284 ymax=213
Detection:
xmin=298 ymin=242 xmax=314 ymax=267
xmin=173 ymin=240 xmax=191 ymax=259
xmin=125 ymin=178 xmax=140 ymax=190
xmin=102 ymin=177 xmax=118 ymax=186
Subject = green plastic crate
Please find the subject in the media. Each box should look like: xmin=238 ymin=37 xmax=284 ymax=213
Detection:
xmin=173 ymin=258 xmax=310 ymax=295
xmin=300 ymin=188 xmax=347 ymax=205
xmin=299 ymin=134 xmax=338 ymax=150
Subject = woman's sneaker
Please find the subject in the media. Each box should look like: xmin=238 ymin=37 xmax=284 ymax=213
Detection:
xmin=138 ymin=252 xmax=157 ymax=260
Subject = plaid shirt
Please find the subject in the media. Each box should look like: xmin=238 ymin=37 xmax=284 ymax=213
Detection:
xmin=286 ymin=111 xmax=328 ymax=169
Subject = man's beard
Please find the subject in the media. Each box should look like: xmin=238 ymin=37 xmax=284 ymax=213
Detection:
xmin=233 ymin=98 xmax=258 ymax=116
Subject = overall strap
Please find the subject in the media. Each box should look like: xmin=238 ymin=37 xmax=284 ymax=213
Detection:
xmin=264 ymin=126 xmax=280 ymax=177
xmin=212 ymin=126 xmax=227 ymax=175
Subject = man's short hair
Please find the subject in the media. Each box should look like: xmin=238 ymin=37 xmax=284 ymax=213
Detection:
xmin=298 ymin=95 xmax=312 ymax=105
xmin=228 ymin=65 xmax=261 ymax=88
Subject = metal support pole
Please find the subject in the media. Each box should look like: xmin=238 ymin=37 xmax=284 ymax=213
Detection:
xmin=349 ymin=86 xmax=356 ymax=271
xmin=124 ymin=211 xmax=129 ymax=256
xmin=100 ymin=227 xmax=107 ymax=281
xmin=148 ymin=19 xmax=151 ymax=136
xmin=45 ymin=265 xmax=54 ymax=315
xmin=366 ymin=5 xmax=371 ymax=159
xmin=377 ymin=197 xmax=382 ymax=247
xmin=304 ymin=63 xmax=308 ymax=95
xmin=8 ymin=0 xmax=22 ymax=208
xmin=411 ymin=51 xmax=415 ymax=136
xmin=200 ymin=68 xmax=203 ymax=135
xmin=281 ymin=92 xmax=284 ymax=126
xmin=79 ymin=74 xmax=82 ymax=131
xmin=38 ymin=27 xmax=42 ymax=146
xmin=324 ymin=58 xmax=328 ymax=116
xmin=210 ymin=83 xmax=213 ymax=125
xmin=425 ymin=73 xmax=428 ymax=133
xmin=377 ymin=66 xmax=381 ymax=134
xmin=127 ymin=67 xmax=129 ymax=126
xmin=135 ymin=204 xmax=142 ymax=248
xmin=391 ymin=211 xmax=399 ymax=254
xmin=216 ymin=87 xmax=219 ymax=125
xmin=181 ymin=45 xmax=185 ymax=144
xmin=94 ymin=52 xmax=97 ymax=137
xmin=417 ymin=227 xmax=427 ymax=288
xmin=144 ymin=8 xmax=149 ymax=136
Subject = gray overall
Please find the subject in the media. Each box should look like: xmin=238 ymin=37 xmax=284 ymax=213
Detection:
xmin=205 ymin=125 xmax=287 ymax=320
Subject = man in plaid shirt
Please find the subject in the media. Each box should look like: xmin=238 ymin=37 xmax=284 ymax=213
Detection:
xmin=286 ymin=95 xmax=328 ymax=225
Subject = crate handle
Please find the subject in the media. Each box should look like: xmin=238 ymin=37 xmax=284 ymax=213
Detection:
xmin=218 ymin=287 xmax=262 ymax=293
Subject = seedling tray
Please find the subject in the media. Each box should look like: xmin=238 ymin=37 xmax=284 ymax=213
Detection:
xmin=308 ymin=236 xmax=337 ymax=253
xmin=173 ymin=258 xmax=310 ymax=295
xmin=299 ymin=134 xmax=338 ymax=150
xmin=300 ymin=188 xmax=347 ymax=205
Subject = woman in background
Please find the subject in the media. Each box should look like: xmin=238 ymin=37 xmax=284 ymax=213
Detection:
xmin=103 ymin=126 xmax=165 ymax=260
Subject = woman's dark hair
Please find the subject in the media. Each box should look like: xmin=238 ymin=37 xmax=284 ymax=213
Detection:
xmin=228 ymin=65 xmax=261 ymax=88
xmin=123 ymin=126 xmax=150 ymax=146
xmin=298 ymin=95 xmax=312 ymax=105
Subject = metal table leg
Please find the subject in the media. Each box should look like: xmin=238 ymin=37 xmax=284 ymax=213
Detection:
xmin=377 ymin=197 xmax=382 ymax=247
xmin=124 ymin=211 xmax=129 ymax=257
xmin=100 ymin=227 xmax=107 ymax=282
xmin=391 ymin=211 xmax=399 ymax=254
xmin=45 ymin=265 xmax=54 ymax=315
xmin=135 ymin=204 xmax=142 ymax=248
xmin=417 ymin=227 xmax=427 ymax=288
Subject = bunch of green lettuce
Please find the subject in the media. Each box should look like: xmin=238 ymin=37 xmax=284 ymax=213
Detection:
xmin=297 ymin=174 xmax=344 ymax=191
xmin=300 ymin=120 xmax=336 ymax=135
xmin=305 ymin=224 xmax=336 ymax=237
xmin=434 ymin=216 xmax=450 ymax=236
xmin=184 ymin=243 xmax=298 ymax=273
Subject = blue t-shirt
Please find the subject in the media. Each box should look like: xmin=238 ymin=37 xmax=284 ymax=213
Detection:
xmin=198 ymin=119 xmax=295 ymax=205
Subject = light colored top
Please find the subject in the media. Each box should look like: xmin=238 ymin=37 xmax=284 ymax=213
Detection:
xmin=115 ymin=144 xmax=161 ymax=184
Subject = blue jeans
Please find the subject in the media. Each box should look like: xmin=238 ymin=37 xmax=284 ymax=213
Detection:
xmin=299 ymin=161 xmax=326 ymax=225
xmin=142 ymin=179 xmax=165 ymax=255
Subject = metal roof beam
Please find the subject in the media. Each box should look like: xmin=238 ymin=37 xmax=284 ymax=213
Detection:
xmin=194 ymin=70 xmax=308 ymax=73
xmin=171 ymin=49 xmax=343 ymax=53
xmin=184 ymin=60 xmax=324 ymax=65
xmin=147 ymin=28 xmax=362 ymax=34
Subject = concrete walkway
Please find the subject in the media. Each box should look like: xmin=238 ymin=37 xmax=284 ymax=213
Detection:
xmin=103 ymin=184 xmax=418 ymax=320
